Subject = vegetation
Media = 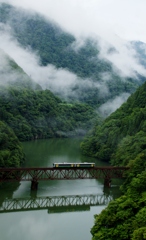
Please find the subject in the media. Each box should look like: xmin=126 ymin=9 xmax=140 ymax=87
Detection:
xmin=0 ymin=49 xmax=100 ymax=140
xmin=0 ymin=50 xmax=100 ymax=167
xmin=80 ymin=80 xmax=146 ymax=239
xmin=0 ymin=86 xmax=99 ymax=141
xmin=81 ymin=81 xmax=146 ymax=162
xmin=0 ymin=54 xmax=100 ymax=169
xmin=0 ymin=121 xmax=25 ymax=167
xmin=91 ymin=166 xmax=146 ymax=240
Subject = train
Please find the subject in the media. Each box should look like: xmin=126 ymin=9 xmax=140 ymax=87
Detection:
xmin=53 ymin=162 xmax=95 ymax=168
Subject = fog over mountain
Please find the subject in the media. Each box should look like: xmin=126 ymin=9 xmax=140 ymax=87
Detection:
xmin=2 ymin=0 xmax=146 ymax=42
xmin=0 ymin=1 xmax=146 ymax=116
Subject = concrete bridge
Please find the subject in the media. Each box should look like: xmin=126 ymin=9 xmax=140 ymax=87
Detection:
xmin=0 ymin=166 xmax=129 ymax=190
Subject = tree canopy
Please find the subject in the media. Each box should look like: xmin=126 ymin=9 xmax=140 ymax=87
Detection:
xmin=81 ymin=80 xmax=146 ymax=240
xmin=0 ymin=121 xmax=25 ymax=167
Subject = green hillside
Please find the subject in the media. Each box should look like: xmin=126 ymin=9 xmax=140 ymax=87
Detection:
xmin=80 ymin=77 xmax=146 ymax=239
xmin=0 ymin=121 xmax=25 ymax=167
xmin=0 ymin=87 xmax=99 ymax=141
xmin=0 ymin=3 xmax=140 ymax=107
xmin=0 ymin=50 xmax=99 ymax=142
xmin=81 ymin=81 xmax=146 ymax=164
xmin=0 ymin=48 xmax=41 ymax=90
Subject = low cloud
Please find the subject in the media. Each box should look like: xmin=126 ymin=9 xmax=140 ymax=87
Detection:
xmin=98 ymin=93 xmax=130 ymax=118
xmin=3 ymin=0 xmax=146 ymax=43
xmin=98 ymin=36 xmax=146 ymax=78
xmin=0 ymin=23 xmax=110 ymax=102
xmin=0 ymin=1 xmax=146 ymax=114
xmin=1 ymin=1 xmax=146 ymax=80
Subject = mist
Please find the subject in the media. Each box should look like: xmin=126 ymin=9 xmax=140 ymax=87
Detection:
xmin=0 ymin=23 xmax=110 ymax=102
xmin=0 ymin=0 xmax=146 ymax=113
xmin=1 ymin=0 xmax=146 ymax=81
xmin=3 ymin=0 xmax=146 ymax=42
xmin=98 ymin=93 xmax=130 ymax=118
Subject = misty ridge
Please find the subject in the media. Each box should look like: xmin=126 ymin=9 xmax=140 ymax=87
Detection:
xmin=0 ymin=2 xmax=146 ymax=117
xmin=0 ymin=48 xmax=41 ymax=91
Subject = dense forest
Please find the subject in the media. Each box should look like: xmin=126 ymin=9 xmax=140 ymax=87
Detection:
xmin=0 ymin=50 xmax=100 ymax=140
xmin=80 ymin=81 xmax=146 ymax=163
xmin=0 ymin=121 xmax=25 ymax=167
xmin=0 ymin=87 xmax=99 ymax=141
xmin=80 ymin=80 xmax=146 ymax=239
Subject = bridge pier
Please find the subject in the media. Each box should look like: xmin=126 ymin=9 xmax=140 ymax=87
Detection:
xmin=30 ymin=189 xmax=37 ymax=198
xmin=104 ymin=178 xmax=111 ymax=187
xmin=31 ymin=179 xmax=38 ymax=190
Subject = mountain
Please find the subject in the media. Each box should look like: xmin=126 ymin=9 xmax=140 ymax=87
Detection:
xmin=81 ymin=69 xmax=146 ymax=240
xmin=0 ymin=2 xmax=143 ymax=110
xmin=81 ymin=80 xmax=146 ymax=163
xmin=0 ymin=48 xmax=41 ymax=90
xmin=131 ymin=41 xmax=146 ymax=71
xmin=1 ymin=2 xmax=146 ymax=165
xmin=0 ymin=49 xmax=99 ymax=142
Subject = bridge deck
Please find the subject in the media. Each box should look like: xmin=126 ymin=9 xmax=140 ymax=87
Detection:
xmin=0 ymin=166 xmax=129 ymax=181
xmin=0 ymin=166 xmax=129 ymax=189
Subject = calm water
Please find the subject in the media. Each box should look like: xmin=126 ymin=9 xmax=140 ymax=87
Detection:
xmin=0 ymin=138 xmax=122 ymax=240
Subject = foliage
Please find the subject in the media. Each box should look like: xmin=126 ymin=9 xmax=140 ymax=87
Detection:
xmin=0 ymin=86 xmax=99 ymax=141
xmin=0 ymin=48 xmax=100 ymax=143
xmin=0 ymin=121 xmax=25 ymax=167
xmin=0 ymin=31 xmax=101 ymax=167
xmin=91 ymin=171 xmax=146 ymax=240
xmin=85 ymin=81 xmax=146 ymax=239
xmin=81 ymin=81 xmax=146 ymax=162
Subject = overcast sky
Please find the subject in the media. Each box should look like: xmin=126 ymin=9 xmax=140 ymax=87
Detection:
xmin=1 ymin=0 xmax=146 ymax=43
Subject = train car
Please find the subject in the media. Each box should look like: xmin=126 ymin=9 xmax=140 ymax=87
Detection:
xmin=53 ymin=162 xmax=95 ymax=168
xmin=76 ymin=162 xmax=95 ymax=168
xmin=53 ymin=163 xmax=75 ymax=168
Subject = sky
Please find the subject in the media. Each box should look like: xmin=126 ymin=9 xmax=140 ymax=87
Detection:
xmin=1 ymin=0 xmax=146 ymax=43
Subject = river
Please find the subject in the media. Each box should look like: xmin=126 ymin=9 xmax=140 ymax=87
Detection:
xmin=0 ymin=138 xmax=123 ymax=240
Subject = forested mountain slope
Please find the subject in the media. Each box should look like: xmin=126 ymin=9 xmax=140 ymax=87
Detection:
xmin=0 ymin=48 xmax=41 ymax=90
xmin=91 ymin=168 xmax=146 ymax=240
xmin=81 ymin=81 xmax=146 ymax=164
xmin=79 ymin=68 xmax=146 ymax=240
xmin=0 ymin=3 xmax=142 ymax=108
xmin=0 ymin=50 xmax=99 ymax=142
xmin=0 ymin=121 xmax=25 ymax=167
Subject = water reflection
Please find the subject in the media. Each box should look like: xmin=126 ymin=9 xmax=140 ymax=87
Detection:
xmin=0 ymin=139 xmax=123 ymax=240
xmin=0 ymin=193 xmax=113 ymax=214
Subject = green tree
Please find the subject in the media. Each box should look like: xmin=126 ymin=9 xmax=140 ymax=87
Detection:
xmin=0 ymin=121 xmax=25 ymax=167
